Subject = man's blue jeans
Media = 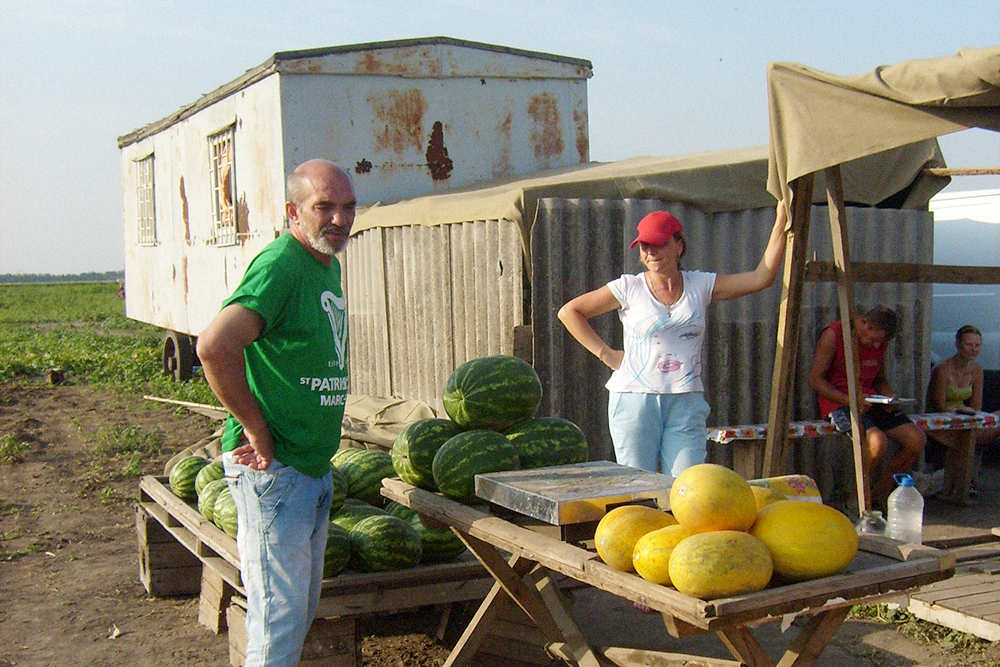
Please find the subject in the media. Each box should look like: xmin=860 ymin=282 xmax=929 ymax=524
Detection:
xmin=223 ymin=453 xmax=333 ymax=667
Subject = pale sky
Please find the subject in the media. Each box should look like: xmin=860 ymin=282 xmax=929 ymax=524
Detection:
xmin=1 ymin=1 xmax=998 ymax=275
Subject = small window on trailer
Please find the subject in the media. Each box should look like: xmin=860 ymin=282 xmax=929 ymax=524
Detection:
xmin=136 ymin=154 xmax=156 ymax=246
xmin=208 ymin=126 xmax=236 ymax=246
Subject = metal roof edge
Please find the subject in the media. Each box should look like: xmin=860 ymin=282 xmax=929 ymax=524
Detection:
xmin=117 ymin=57 xmax=279 ymax=148
xmin=271 ymin=36 xmax=593 ymax=71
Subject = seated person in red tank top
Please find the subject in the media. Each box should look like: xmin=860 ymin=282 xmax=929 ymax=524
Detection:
xmin=807 ymin=306 xmax=926 ymax=509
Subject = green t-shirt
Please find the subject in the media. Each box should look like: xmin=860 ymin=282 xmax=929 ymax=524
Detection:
xmin=219 ymin=234 xmax=348 ymax=477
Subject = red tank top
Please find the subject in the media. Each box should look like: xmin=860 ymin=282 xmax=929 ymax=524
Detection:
xmin=817 ymin=320 xmax=887 ymax=418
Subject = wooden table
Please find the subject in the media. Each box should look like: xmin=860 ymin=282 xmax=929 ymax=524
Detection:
xmin=709 ymin=411 xmax=998 ymax=503
xmin=382 ymin=478 xmax=955 ymax=667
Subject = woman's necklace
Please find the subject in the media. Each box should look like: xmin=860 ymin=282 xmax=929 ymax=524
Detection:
xmin=646 ymin=272 xmax=683 ymax=315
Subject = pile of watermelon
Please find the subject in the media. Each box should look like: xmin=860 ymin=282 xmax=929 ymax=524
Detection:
xmin=392 ymin=355 xmax=589 ymax=505
xmin=168 ymin=455 xmax=239 ymax=538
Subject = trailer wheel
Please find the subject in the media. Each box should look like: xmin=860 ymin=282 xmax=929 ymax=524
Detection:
xmin=163 ymin=331 xmax=194 ymax=382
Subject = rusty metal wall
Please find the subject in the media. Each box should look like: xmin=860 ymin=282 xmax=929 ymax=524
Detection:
xmin=344 ymin=219 xmax=524 ymax=413
xmin=532 ymin=198 xmax=933 ymax=493
xmin=120 ymin=39 xmax=589 ymax=339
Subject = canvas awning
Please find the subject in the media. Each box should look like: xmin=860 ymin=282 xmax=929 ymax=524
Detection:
xmin=767 ymin=45 xmax=1000 ymax=206
xmin=354 ymin=142 xmax=947 ymax=268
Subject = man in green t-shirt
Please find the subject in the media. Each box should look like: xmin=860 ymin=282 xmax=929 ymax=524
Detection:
xmin=198 ymin=159 xmax=355 ymax=667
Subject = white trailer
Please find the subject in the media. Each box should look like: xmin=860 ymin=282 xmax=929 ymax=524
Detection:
xmin=118 ymin=37 xmax=591 ymax=379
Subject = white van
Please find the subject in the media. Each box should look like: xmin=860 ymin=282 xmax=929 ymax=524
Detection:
xmin=930 ymin=189 xmax=1000 ymax=370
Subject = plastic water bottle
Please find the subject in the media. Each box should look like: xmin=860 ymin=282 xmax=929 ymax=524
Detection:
xmin=855 ymin=509 xmax=886 ymax=536
xmin=886 ymin=473 xmax=924 ymax=544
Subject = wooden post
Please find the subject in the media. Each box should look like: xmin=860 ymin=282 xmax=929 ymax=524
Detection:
xmin=825 ymin=165 xmax=871 ymax=511
xmin=763 ymin=175 xmax=814 ymax=477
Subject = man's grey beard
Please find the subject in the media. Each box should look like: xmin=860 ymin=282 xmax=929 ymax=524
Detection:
xmin=309 ymin=228 xmax=347 ymax=256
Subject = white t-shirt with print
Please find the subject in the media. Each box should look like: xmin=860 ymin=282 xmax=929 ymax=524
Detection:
xmin=604 ymin=270 xmax=717 ymax=395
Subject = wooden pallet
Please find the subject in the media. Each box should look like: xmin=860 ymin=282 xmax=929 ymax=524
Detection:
xmin=908 ymin=531 xmax=1000 ymax=641
xmin=136 ymin=474 xmax=496 ymax=663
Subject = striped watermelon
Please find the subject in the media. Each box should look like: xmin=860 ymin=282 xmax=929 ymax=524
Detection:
xmin=214 ymin=487 xmax=238 ymax=538
xmin=198 ymin=478 xmax=229 ymax=522
xmin=391 ymin=419 xmax=461 ymax=490
xmin=337 ymin=449 xmax=396 ymax=505
xmin=331 ymin=446 xmax=366 ymax=468
xmin=432 ymin=430 xmax=520 ymax=504
xmin=443 ymin=355 xmax=542 ymax=432
xmin=349 ymin=515 xmax=422 ymax=572
xmin=505 ymin=417 xmax=589 ymax=469
xmin=323 ymin=523 xmax=352 ymax=578
xmin=330 ymin=499 xmax=387 ymax=532
xmin=169 ymin=455 xmax=211 ymax=501
xmin=194 ymin=460 xmax=225 ymax=497
xmin=383 ymin=502 xmax=466 ymax=561
xmin=329 ymin=464 xmax=348 ymax=514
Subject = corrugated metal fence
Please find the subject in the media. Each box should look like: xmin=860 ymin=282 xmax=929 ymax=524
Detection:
xmin=532 ymin=198 xmax=932 ymax=495
xmin=344 ymin=196 xmax=932 ymax=495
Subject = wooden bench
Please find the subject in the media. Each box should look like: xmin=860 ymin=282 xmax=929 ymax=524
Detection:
xmin=708 ymin=411 xmax=999 ymax=502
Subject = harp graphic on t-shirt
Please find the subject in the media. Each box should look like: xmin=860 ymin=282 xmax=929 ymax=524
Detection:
xmin=321 ymin=291 xmax=347 ymax=369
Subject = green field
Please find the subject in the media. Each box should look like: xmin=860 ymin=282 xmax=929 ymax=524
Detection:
xmin=0 ymin=282 xmax=217 ymax=404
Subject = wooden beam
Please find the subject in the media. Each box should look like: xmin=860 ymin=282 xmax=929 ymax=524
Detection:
xmin=825 ymin=165 xmax=871 ymax=512
xmin=804 ymin=262 xmax=1000 ymax=285
xmin=764 ymin=175 xmax=814 ymax=477
xmin=924 ymin=167 xmax=1000 ymax=177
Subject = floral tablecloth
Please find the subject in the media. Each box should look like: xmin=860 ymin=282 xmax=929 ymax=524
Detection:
xmin=708 ymin=411 xmax=998 ymax=444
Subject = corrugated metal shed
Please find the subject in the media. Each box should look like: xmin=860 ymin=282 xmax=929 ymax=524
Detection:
xmin=531 ymin=198 xmax=932 ymax=498
xmin=345 ymin=147 xmax=938 ymax=496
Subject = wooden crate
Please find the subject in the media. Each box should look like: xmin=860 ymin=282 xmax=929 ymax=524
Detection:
xmin=137 ymin=474 xmax=494 ymax=644
xmin=228 ymin=598 xmax=360 ymax=667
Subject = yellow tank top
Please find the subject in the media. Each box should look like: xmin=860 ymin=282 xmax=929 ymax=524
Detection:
xmin=945 ymin=382 xmax=973 ymax=410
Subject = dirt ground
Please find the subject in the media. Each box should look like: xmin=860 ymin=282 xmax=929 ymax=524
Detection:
xmin=2 ymin=381 xmax=1000 ymax=667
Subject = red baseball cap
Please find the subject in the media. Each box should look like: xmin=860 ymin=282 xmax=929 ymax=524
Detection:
xmin=630 ymin=211 xmax=683 ymax=249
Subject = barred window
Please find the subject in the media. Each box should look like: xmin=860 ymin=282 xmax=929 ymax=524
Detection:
xmin=136 ymin=155 xmax=156 ymax=246
xmin=208 ymin=127 xmax=236 ymax=245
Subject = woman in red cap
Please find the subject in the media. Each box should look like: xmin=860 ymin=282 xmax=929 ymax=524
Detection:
xmin=558 ymin=202 xmax=788 ymax=475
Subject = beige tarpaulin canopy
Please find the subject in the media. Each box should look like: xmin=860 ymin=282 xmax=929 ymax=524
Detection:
xmin=353 ymin=143 xmax=946 ymax=272
xmin=762 ymin=45 xmax=1000 ymax=510
xmin=767 ymin=45 xmax=1000 ymax=206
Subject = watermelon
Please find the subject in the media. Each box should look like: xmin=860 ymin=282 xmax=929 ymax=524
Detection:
xmin=443 ymin=355 xmax=542 ymax=432
xmin=366 ymin=502 xmax=466 ymax=562
xmin=432 ymin=430 xmax=520 ymax=504
xmin=214 ymin=487 xmax=238 ymax=538
xmin=505 ymin=417 xmax=589 ymax=469
xmin=194 ymin=460 xmax=225 ymax=497
xmin=330 ymin=500 xmax=387 ymax=532
xmin=384 ymin=501 xmax=417 ymax=521
xmin=323 ymin=523 xmax=352 ymax=578
xmin=337 ymin=449 xmax=396 ymax=505
xmin=391 ymin=419 xmax=461 ymax=490
xmin=331 ymin=446 xmax=366 ymax=468
xmin=329 ymin=464 xmax=348 ymax=514
xmin=169 ymin=455 xmax=211 ymax=501
xmin=408 ymin=513 xmax=467 ymax=562
xmin=349 ymin=515 xmax=422 ymax=572
xmin=198 ymin=478 xmax=229 ymax=522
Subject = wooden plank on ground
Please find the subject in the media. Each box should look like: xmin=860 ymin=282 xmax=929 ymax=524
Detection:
xmin=909 ymin=573 xmax=1000 ymax=641
xmin=599 ymin=646 xmax=744 ymax=667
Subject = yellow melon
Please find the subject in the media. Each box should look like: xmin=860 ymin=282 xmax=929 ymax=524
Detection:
xmin=748 ymin=500 xmax=859 ymax=582
xmin=594 ymin=505 xmax=678 ymax=572
xmin=668 ymin=463 xmax=757 ymax=533
xmin=632 ymin=524 xmax=695 ymax=585
xmin=667 ymin=530 xmax=773 ymax=599
xmin=749 ymin=485 xmax=786 ymax=512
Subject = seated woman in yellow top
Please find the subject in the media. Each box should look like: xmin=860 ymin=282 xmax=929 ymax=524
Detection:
xmin=927 ymin=325 xmax=998 ymax=502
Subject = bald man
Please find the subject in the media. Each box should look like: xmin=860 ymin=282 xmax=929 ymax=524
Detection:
xmin=198 ymin=160 xmax=356 ymax=667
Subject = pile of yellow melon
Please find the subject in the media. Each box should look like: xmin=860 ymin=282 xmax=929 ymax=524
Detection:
xmin=594 ymin=463 xmax=858 ymax=600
